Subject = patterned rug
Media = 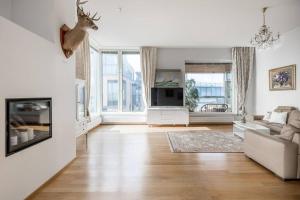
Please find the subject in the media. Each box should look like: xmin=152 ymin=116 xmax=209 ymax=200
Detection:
xmin=167 ymin=131 xmax=244 ymax=153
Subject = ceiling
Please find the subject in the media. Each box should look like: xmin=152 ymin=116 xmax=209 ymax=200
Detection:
xmin=85 ymin=0 xmax=300 ymax=47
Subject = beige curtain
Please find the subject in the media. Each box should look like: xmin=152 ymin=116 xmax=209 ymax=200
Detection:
xmin=76 ymin=34 xmax=91 ymax=119
xmin=140 ymin=47 xmax=157 ymax=107
xmin=232 ymin=47 xmax=255 ymax=121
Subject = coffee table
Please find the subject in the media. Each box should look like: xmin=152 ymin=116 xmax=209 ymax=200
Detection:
xmin=233 ymin=121 xmax=270 ymax=139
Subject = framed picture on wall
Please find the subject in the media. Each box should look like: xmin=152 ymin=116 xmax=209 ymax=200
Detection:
xmin=269 ymin=64 xmax=296 ymax=91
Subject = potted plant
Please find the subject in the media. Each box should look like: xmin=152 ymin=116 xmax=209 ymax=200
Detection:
xmin=185 ymin=79 xmax=199 ymax=112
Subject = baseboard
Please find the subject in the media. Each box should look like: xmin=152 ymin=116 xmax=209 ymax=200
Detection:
xmin=190 ymin=122 xmax=233 ymax=125
xmin=102 ymin=122 xmax=147 ymax=125
xmin=101 ymin=122 xmax=232 ymax=125
xmin=25 ymin=157 xmax=76 ymax=200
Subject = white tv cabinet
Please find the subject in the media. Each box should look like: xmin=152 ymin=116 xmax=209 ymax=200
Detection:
xmin=147 ymin=107 xmax=189 ymax=126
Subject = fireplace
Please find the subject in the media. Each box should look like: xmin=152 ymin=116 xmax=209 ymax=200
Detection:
xmin=6 ymin=98 xmax=52 ymax=156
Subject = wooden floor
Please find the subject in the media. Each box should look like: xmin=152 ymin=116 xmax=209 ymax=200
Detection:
xmin=29 ymin=125 xmax=300 ymax=200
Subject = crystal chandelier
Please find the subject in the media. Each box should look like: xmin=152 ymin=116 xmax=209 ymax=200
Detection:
xmin=250 ymin=7 xmax=280 ymax=49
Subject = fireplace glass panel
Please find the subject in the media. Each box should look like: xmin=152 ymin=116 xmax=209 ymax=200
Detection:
xmin=6 ymin=98 xmax=52 ymax=156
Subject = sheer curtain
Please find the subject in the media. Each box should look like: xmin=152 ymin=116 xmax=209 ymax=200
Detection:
xmin=232 ymin=47 xmax=255 ymax=122
xmin=75 ymin=34 xmax=91 ymax=119
xmin=140 ymin=47 xmax=157 ymax=107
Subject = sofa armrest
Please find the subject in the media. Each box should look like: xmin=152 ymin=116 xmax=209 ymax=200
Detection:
xmin=292 ymin=133 xmax=300 ymax=153
xmin=253 ymin=115 xmax=264 ymax=121
xmin=246 ymin=130 xmax=288 ymax=143
xmin=245 ymin=115 xmax=264 ymax=121
xmin=291 ymin=132 xmax=300 ymax=179
xmin=244 ymin=130 xmax=299 ymax=179
xmin=246 ymin=115 xmax=264 ymax=121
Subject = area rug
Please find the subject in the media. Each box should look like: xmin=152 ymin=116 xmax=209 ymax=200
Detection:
xmin=167 ymin=131 xmax=243 ymax=153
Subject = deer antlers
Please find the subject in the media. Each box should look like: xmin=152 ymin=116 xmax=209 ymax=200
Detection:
xmin=91 ymin=12 xmax=101 ymax=21
xmin=76 ymin=0 xmax=100 ymax=21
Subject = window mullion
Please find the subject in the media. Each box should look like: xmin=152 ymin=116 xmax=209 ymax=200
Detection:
xmin=100 ymin=51 xmax=103 ymax=113
xmin=118 ymin=50 xmax=123 ymax=112
xmin=97 ymin=50 xmax=101 ymax=115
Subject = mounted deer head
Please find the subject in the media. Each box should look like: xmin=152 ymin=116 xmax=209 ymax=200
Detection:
xmin=60 ymin=0 xmax=100 ymax=58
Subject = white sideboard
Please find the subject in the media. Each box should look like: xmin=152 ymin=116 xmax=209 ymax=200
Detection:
xmin=147 ymin=107 xmax=189 ymax=126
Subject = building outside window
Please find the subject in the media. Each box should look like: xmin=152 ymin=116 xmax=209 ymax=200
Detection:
xmin=107 ymin=80 xmax=118 ymax=109
xmin=101 ymin=51 xmax=144 ymax=113
xmin=185 ymin=63 xmax=233 ymax=112
xmin=102 ymin=52 xmax=119 ymax=112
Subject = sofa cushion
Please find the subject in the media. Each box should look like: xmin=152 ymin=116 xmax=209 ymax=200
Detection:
xmin=288 ymin=110 xmax=300 ymax=129
xmin=253 ymin=120 xmax=269 ymax=126
xmin=269 ymin=111 xmax=288 ymax=124
xmin=253 ymin=120 xmax=283 ymax=134
xmin=268 ymin=123 xmax=284 ymax=134
xmin=277 ymin=124 xmax=300 ymax=141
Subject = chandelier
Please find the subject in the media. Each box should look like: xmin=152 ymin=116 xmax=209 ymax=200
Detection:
xmin=250 ymin=7 xmax=280 ymax=49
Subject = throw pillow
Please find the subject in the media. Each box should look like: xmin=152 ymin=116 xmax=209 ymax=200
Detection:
xmin=288 ymin=110 xmax=300 ymax=129
xmin=263 ymin=112 xmax=272 ymax=121
xmin=269 ymin=111 xmax=288 ymax=124
xmin=277 ymin=124 xmax=300 ymax=141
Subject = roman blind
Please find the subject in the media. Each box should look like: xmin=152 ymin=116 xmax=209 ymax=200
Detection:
xmin=185 ymin=63 xmax=232 ymax=73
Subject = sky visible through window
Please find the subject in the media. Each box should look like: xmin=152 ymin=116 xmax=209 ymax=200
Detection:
xmin=124 ymin=55 xmax=139 ymax=70
xmin=124 ymin=54 xmax=141 ymax=73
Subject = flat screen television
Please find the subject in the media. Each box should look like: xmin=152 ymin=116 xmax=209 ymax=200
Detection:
xmin=151 ymin=88 xmax=183 ymax=106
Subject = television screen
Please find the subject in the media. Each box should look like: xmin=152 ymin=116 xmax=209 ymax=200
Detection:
xmin=151 ymin=88 xmax=183 ymax=106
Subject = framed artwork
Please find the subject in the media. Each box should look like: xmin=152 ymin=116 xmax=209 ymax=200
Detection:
xmin=269 ymin=65 xmax=296 ymax=91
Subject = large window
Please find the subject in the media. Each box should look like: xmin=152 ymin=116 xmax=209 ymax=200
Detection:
xmin=185 ymin=63 xmax=233 ymax=113
xmin=101 ymin=51 xmax=144 ymax=113
xmin=122 ymin=52 xmax=144 ymax=112
xmin=107 ymin=80 xmax=118 ymax=108
xmin=102 ymin=52 xmax=119 ymax=112
xmin=89 ymin=47 xmax=101 ymax=117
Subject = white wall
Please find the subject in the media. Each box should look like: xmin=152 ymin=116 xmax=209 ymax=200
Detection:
xmin=0 ymin=0 xmax=12 ymax=19
xmin=157 ymin=48 xmax=232 ymax=69
xmin=11 ymin=0 xmax=55 ymax=42
xmin=0 ymin=0 xmax=56 ymax=42
xmin=0 ymin=0 xmax=76 ymax=199
xmin=255 ymin=27 xmax=300 ymax=114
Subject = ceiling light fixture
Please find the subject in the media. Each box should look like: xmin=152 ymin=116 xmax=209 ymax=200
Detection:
xmin=250 ymin=7 xmax=280 ymax=49
xmin=117 ymin=7 xmax=122 ymax=13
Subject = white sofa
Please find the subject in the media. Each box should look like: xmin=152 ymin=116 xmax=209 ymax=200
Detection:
xmin=244 ymin=130 xmax=300 ymax=180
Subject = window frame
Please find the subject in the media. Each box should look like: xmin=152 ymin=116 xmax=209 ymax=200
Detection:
xmin=184 ymin=64 xmax=237 ymax=114
xmin=101 ymin=51 xmax=119 ymax=112
xmin=100 ymin=49 xmax=145 ymax=114
xmin=89 ymin=46 xmax=101 ymax=118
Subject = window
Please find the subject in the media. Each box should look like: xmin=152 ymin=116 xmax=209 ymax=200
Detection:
xmin=89 ymin=47 xmax=101 ymax=117
xmin=107 ymin=80 xmax=118 ymax=108
xmin=185 ymin=63 xmax=233 ymax=112
xmin=122 ymin=52 xmax=144 ymax=112
xmin=101 ymin=51 xmax=144 ymax=113
xmin=102 ymin=52 xmax=119 ymax=112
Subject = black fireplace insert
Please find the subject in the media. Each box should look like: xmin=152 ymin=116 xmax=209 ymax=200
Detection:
xmin=6 ymin=98 xmax=52 ymax=156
